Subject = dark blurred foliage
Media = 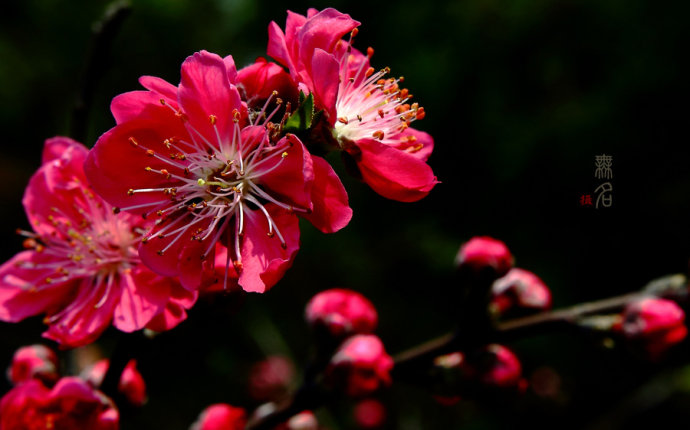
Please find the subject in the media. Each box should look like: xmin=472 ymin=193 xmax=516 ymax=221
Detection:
xmin=1 ymin=0 xmax=690 ymax=429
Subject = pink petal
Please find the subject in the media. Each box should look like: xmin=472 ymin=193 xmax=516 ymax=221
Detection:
xmin=394 ymin=128 xmax=434 ymax=162
xmin=267 ymin=21 xmax=298 ymax=77
xmin=137 ymin=215 xmax=195 ymax=277
xmin=355 ymin=138 xmax=438 ymax=202
xmin=0 ymin=251 xmax=74 ymax=323
xmin=237 ymin=205 xmax=300 ymax=293
xmin=41 ymin=136 xmax=84 ymax=164
xmin=84 ymin=113 xmax=189 ymax=214
xmin=111 ymin=90 xmax=171 ymax=124
xmin=112 ymin=267 xmax=171 ymax=332
xmin=178 ymin=50 xmax=243 ymax=150
xmin=255 ymin=133 xmax=314 ymax=211
xmin=138 ymin=76 xmax=179 ymax=107
xmin=223 ymin=55 xmax=238 ymax=84
xmin=311 ymin=49 xmax=340 ymax=121
xmin=145 ymin=283 xmax=198 ymax=333
xmin=297 ymin=8 xmax=360 ymax=75
xmin=177 ymin=234 xmax=223 ymax=291
xmin=43 ymin=277 xmax=120 ymax=348
xmin=302 ymin=155 xmax=352 ymax=233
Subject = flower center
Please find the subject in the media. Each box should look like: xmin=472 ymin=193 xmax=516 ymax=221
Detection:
xmin=332 ymin=33 xmax=425 ymax=151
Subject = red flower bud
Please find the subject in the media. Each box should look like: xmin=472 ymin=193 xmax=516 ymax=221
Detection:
xmin=190 ymin=403 xmax=247 ymax=430
xmin=354 ymin=398 xmax=386 ymax=429
xmin=248 ymin=355 xmax=295 ymax=402
xmin=491 ymin=268 xmax=552 ymax=317
xmin=455 ymin=236 xmax=514 ymax=278
xmin=7 ymin=344 xmax=59 ymax=386
xmin=0 ymin=377 xmax=118 ymax=430
xmin=82 ymin=359 xmax=147 ymax=407
xmin=471 ymin=344 xmax=524 ymax=390
xmin=327 ymin=335 xmax=394 ymax=397
xmin=283 ymin=410 xmax=319 ymax=430
xmin=305 ymin=288 xmax=378 ymax=338
xmin=617 ymin=297 xmax=688 ymax=360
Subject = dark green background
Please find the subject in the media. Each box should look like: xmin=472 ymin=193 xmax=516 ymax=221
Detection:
xmin=1 ymin=0 xmax=690 ymax=428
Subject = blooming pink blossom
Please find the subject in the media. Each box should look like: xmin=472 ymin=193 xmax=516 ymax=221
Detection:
xmin=0 ymin=376 xmax=118 ymax=430
xmin=491 ymin=268 xmax=552 ymax=317
xmin=615 ymin=297 xmax=688 ymax=360
xmin=85 ymin=50 xmax=352 ymax=293
xmin=82 ymin=359 xmax=147 ymax=407
xmin=268 ymin=8 xmax=437 ymax=202
xmin=190 ymin=403 xmax=246 ymax=430
xmin=455 ymin=236 xmax=514 ymax=279
xmin=326 ymin=334 xmax=394 ymax=397
xmin=305 ymin=288 xmax=378 ymax=338
xmin=6 ymin=344 xmax=59 ymax=386
xmin=0 ymin=137 xmax=196 ymax=348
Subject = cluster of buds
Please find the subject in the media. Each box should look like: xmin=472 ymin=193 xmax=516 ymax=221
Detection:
xmin=305 ymin=289 xmax=393 ymax=399
xmin=431 ymin=344 xmax=526 ymax=405
xmin=1 ymin=344 xmax=125 ymax=430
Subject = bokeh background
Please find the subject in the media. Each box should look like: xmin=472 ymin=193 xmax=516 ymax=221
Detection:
xmin=1 ymin=0 xmax=690 ymax=428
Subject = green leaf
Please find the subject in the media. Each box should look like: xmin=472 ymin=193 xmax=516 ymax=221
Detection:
xmin=284 ymin=91 xmax=315 ymax=132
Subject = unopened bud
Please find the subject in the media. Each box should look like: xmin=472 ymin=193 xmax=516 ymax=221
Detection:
xmin=305 ymin=288 xmax=378 ymax=339
xmin=490 ymin=268 xmax=552 ymax=317
xmin=190 ymin=403 xmax=247 ymax=430
xmin=455 ymin=236 xmax=514 ymax=279
xmin=615 ymin=297 xmax=687 ymax=360
xmin=7 ymin=344 xmax=59 ymax=386
xmin=326 ymin=335 xmax=394 ymax=397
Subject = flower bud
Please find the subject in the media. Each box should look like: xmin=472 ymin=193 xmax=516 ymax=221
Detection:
xmin=354 ymin=398 xmax=386 ymax=429
xmin=82 ymin=359 xmax=147 ymax=407
xmin=248 ymin=355 xmax=295 ymax=402
xmin=7 ymin=344 xmax=59 ymax=386
xmin=190 ymin=403 xmax=247 ymax=430
xmin=305 ymin=288 xmax=378 ymax=339
xmin=284 ymin=411 xmax=319 ymax=430
xmin=470 ymin=344 xmax=524 ymax=390
xmin=490 ymin=268 xmax=552 ymax=317
xmin=616 ymin=297 xmax=687 ymax=360
xmin=455 ymin=236 xmax=514 ymax=279
xmin=0 ymin=377 xmax=118 ymax=430
xmin=326 ymin=335 xmax=394 ymax=397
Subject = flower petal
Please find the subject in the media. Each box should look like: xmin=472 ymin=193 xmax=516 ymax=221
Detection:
xmin=178 ymin=50 xmax=243 ymax=150
xmin=395 ymin=128 xmax=434 ymax=162
xmin=0 ymin=251 xmax=75 ymax=323
xmin=255 ymin=133 xmax=314 ymax=211
xmin=112 ymin=267 xmax=172 ymax=332
xmin=311 ymin=49 xmax=340 ymax=122
xmin=355 ymin=138 xmax=438 ymax=202
xmin=302 ymin=155 xmax=352 ymax=233
xmin=237 ymin=205 xmax=300 ymax=293
xmin=84 ymin=113 xmax=189 ymax=215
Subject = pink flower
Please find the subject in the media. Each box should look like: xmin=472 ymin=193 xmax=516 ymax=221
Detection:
xmin=268 ymin=8 xmax=437 ymax=202
xmin=326 ymin=334 xmax=394 ymax=397
xmin=616 ymin=297 xmax=688 ymax=360
xmin=82 ymin=359 xmax=147 ymax=407
xmin=0 ymin=137 xmax=196 ymax=348
xmin=0 ymin=376 xmax=119 ymax=430
xmin=190 ymin=403 xmax=246 ymax=430
xmin=85 ymin=50 xmax=352 ymax=293
xmin=6 ymin=344 xmax=59 ymax=386
xmin=455 ymin=236 xmax=514 ymax=279
xmin=491 ymin=268 xmax=552 ymax=317
xmin=305 ymin=288 xmax=378 ymax=338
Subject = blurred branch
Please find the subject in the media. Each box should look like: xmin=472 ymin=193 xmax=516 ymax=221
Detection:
xmin=71 ymin=0 xmax=131 ymax=143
